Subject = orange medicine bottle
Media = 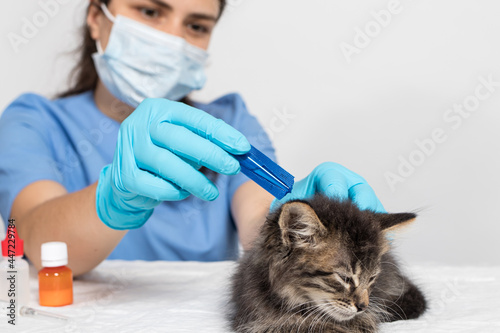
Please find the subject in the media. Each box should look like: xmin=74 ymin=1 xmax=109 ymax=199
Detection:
xmin=38 ymin=242 xmax=73 ymax=307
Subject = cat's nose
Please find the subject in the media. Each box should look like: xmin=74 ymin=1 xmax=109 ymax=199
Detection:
xmin=355 ymin=302 xmax=368 ymax=312
xmin=356 ymin=289 xmax=369 ymax=312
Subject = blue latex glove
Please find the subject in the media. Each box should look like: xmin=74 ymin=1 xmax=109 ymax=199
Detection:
xmin=271 ymin=162 xmax=386 ymax=213
xmin=96 ymin=98 xmax=251 ymax=230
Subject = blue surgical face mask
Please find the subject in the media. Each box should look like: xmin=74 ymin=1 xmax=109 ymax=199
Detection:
xmin=92 ymin=4 xmax=209 ymax=107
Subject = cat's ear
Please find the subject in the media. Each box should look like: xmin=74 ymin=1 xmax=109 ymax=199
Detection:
xmin=376 ymin=212 xmax=417 ymax=232
xmin=278 ymin=201 xmax=327 ymax=249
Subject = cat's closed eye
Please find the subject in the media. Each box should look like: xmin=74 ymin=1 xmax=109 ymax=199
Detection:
xmin=336 ymin=273 xmax=354 ymax=285
xmin=314 ymin=270 xmax=334 ymax=276
xmin=301 ymin=270 xmax=335 ymax=278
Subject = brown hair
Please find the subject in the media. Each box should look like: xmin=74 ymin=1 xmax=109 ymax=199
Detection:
xmin=59 ymin=0 xmax=226 ymax=99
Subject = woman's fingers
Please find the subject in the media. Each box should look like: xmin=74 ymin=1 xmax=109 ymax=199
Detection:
xmin=314 ymin=162 xmax=355 ymax=199
xmin=150 ymin=121 xmax=241 ymax=175
xmin=116 ymin=98 xmax=253 ymax=202
xmin=348 ymin=183 xmax=386 ymax=213
xmin=133 ymin=143 xmax=219 ymax=201
xmin=120 ymin=171 xmax=191 ymax=202
xmin=140 ymin=98 xmax=251 ymax=155
xmin=313 ymin=162 xmax=385 ymax=212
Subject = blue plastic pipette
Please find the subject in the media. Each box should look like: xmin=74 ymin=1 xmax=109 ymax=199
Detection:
xmin=232 ymin=145 xmax=294 ymax=199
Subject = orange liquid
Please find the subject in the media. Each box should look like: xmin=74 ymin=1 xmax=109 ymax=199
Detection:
xmin=38 ymin=266 xmax=73 ymax=306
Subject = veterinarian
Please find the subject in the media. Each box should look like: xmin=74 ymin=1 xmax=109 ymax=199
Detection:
xmin=0 ymin=0 xmax=385 ymax=276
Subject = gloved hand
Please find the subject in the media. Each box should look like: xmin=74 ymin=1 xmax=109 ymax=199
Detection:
xmin=271 ymin=162 xmax=386 ymax=213
xmin=96 ymin=98 xmax=251 ymax=230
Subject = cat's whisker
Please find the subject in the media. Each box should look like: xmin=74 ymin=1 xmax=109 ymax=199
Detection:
xmin=309 ymin=304 xmax=331 ymax=333
xmin=370 ymin=295 xmax=408 ymax=321
xmin=321 ymin=304 xmax=344 ymax=329
xmin=376 ymin=300 xmax=406 ymax=322
xmin=275 ymin=301 xmax=321 ymax=332
xmin=372 ymin=279 xmax=407 ymax=302
xmin=365 ymin=301 xmax=390 ymax=322
xmin=296 ymin=303 xmax=333 ymax=332
xmin=319 ymin=308 xmax=336 ymax=333
xmin=303 ymin=306 xmax=325 ymax=333
xmin=289 ymin=301 xmax=336 ymax=333
xmin=372 ymin=283 xmax=407 ymax=307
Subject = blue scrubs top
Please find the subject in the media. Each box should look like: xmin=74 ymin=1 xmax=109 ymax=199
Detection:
xmin=0 ymin=91 xmax=275 ymax=261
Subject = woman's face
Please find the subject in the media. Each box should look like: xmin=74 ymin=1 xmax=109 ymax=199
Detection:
xmin=87 ymin=0 xmax=220 ymax=50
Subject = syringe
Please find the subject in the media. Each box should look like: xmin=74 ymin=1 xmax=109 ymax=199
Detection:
xmin=1 ymin=299 xmax=70 ymax=322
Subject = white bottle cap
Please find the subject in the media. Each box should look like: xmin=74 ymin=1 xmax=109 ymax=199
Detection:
xmin=41 ymin=242 xmax=68 ymax=267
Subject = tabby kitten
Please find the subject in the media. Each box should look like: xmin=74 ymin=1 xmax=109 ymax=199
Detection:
xmin=229 ymin=194 xmax=426 ymax=333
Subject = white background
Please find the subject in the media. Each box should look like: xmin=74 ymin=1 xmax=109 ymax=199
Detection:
xmin=1 ymin=0 xmax=499 ymax=265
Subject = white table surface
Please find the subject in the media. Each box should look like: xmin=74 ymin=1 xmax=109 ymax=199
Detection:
xmin=1 ymin=260 xmax=499 ymax=332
